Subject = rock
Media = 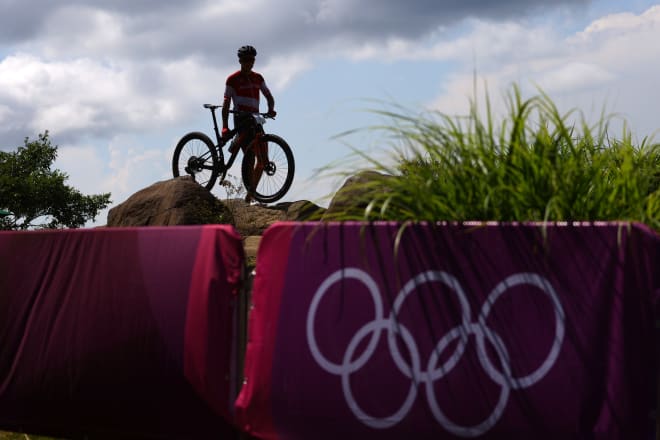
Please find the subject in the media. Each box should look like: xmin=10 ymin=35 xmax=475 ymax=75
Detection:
xmin=243 ymin=235 xmax=261 ymax=262
xmin=287 ymin=200 xmax=325 ymax=220
xmin=269 ymin=200 xmax=325 ymax=221
xmin=105 ymin=170 xmax=398 ymax=230
xmin=324 ymin=170 xmax=393 ymax=219
xmin=222 ymin=199 xmax=325 ymax=236
xmin=107 ymin=177 xmax=234 ymax=226
xmin=102 ymin=171 xmax=402 ymax=276
xmin=105 ymin=176 xmax=327 ymax=234
xmin=222 ymin=199 xmax=286 ymax=236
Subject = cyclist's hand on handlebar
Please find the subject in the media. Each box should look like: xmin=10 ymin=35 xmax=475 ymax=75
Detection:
xmin=221 ymin=127 xmax=230 ymax=140
xmin=266 ymin=109 xmax=277 ymax=118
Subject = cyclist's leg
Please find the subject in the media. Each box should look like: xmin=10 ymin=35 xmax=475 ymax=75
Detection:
xmin=230 ymin=113 xmax=250 ymax=154
xmin=230 ymin=130 xmax=246 ymax=154
xmin=250 ymin=136 xmax=268 ymax=190
xmin=243 ymin=136 xmax=267 ymax=203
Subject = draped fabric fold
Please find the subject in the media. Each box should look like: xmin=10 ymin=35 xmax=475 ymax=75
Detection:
xmin=0 ymin=226 xmax=244 ymax=439
xmin=236 ymin=222 xmax=660 ymax=440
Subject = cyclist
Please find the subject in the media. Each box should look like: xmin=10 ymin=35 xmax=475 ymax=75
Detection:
xmin=221 ymin=45 xmax=276 ymax=202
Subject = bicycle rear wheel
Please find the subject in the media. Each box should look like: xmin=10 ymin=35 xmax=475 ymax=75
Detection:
xmin=172 ymin=132 xmax=219 ymax=190
xmin=241 ymin=134 xmax=295 ymax=203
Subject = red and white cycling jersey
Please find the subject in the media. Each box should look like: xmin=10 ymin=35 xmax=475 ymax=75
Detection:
xmin=224 ymin=70 xmax=272 ymax=113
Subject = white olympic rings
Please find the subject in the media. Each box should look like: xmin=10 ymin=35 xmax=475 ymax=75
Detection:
xmin=306 ymin=268 xmax=565 ymax=437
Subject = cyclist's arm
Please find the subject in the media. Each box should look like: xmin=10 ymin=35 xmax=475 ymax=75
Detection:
xmin=222 ymin=83 xmax=234 ymax=129
xmin=265 ymin=92 xmax=275 ymax=113
xmin=261 ymin=82 xmax=275 ymax=113
xmin=221 ymin=96 xmax=230 ymax=129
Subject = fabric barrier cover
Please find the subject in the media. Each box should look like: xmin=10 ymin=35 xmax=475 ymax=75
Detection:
xmin=236 ymin=221 xmax=660 ymax=439
xmin=0 ymin=225 xmax=244 ymax=439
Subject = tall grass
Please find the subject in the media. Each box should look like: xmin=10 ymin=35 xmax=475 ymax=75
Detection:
xmin=326 ymin=86 xmax=660 ymax=232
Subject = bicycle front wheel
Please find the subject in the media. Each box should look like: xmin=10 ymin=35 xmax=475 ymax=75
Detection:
xmin=172 ymin=132 xmax=219 ymax=190
xmin=241 ymin=134 xmax=295 ymax=203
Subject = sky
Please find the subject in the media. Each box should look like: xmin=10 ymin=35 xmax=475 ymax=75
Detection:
xmin=1 ymin=0 xmax=660 ymax=226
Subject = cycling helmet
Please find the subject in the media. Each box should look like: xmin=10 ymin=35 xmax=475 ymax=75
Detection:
xmin=237 ymin=45 xmax=257 ymax=58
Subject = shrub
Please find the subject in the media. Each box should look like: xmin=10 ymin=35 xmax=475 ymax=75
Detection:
xmin=328 ymin=86 xmax=660 ymax=232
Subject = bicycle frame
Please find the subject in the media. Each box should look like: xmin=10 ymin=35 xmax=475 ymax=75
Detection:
xmin=174 ymin=103 xmax=294 ymax=202
xmin=202 ymin=104 xmax=267 ymax=175
xmin=205 ymin=105 xmax=237 ymax=173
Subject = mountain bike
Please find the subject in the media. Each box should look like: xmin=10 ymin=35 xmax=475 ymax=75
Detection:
xmin=172 ymin=104 xmax=295 ymax=203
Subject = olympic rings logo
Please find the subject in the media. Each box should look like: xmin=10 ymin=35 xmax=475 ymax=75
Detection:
xmin=306 ymin=268 xmax=565 ymax=438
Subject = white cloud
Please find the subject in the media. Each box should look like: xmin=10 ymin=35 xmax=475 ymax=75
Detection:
xmin=199 ymin=0 xmax=262 ymax=19
xmin=0 ymin=45 xmax=310 ymax=147
xmin=261 ymin=55 xmax=313 ymax=92
xmin=536 ymin=62 xmax=616 ymax=94
xmin=574 ymin=5 xmax=660 ymax=39
xmin=36 ymin=6 xmax=124 ymax=59
xmin=55 ymin=145 xmax=108 ymax=193
xmin=2 ymin=0 xmax=657 ymax=224
xmin=0 ymin=104 xmax=11 ymax=121
xmin=4 ymin=0 xmax=587 ymax=69
xmin=106 ymin=136 xmax=169 ymax=196
xmin=0 ymin=0 xmax=594 ymax=149
xmin=427 ymin=5 xmax=660 ymax=139
xmin=346 ymin=20 xmax=560 ymax=64
xmin=0 ymin=53 xmax=230 ymax=144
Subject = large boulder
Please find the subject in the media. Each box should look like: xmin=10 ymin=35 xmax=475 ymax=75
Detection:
xmin=107 ymin=177 xmax=234 ymax=226
xmin=223 ymin=199 xmax=286 ymax=236
xmin=324 ymin=170 xmax=394 ymax=219
xmin=106 ymin=177 xmax=327 ymax=234
xmin=224 ymin=199 xmax=325 ymax=236
xmin=273 ymin=200 xmax=326 ymax=221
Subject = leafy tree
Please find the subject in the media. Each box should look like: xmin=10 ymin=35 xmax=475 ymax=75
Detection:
xmin=0 ymin=132 xmax=111 ymax=230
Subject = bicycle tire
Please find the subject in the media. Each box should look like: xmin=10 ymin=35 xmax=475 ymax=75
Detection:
xmin=241 ymin=134 xmax=295 ymax=203
xmin=172 ymin=132 xmax=219 ymax=191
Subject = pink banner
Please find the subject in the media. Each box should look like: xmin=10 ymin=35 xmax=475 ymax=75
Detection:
xmin=236 ymin=222 xmax=660 ymax=439
xmin=0 ymin=226 xmax=244 ymax=439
